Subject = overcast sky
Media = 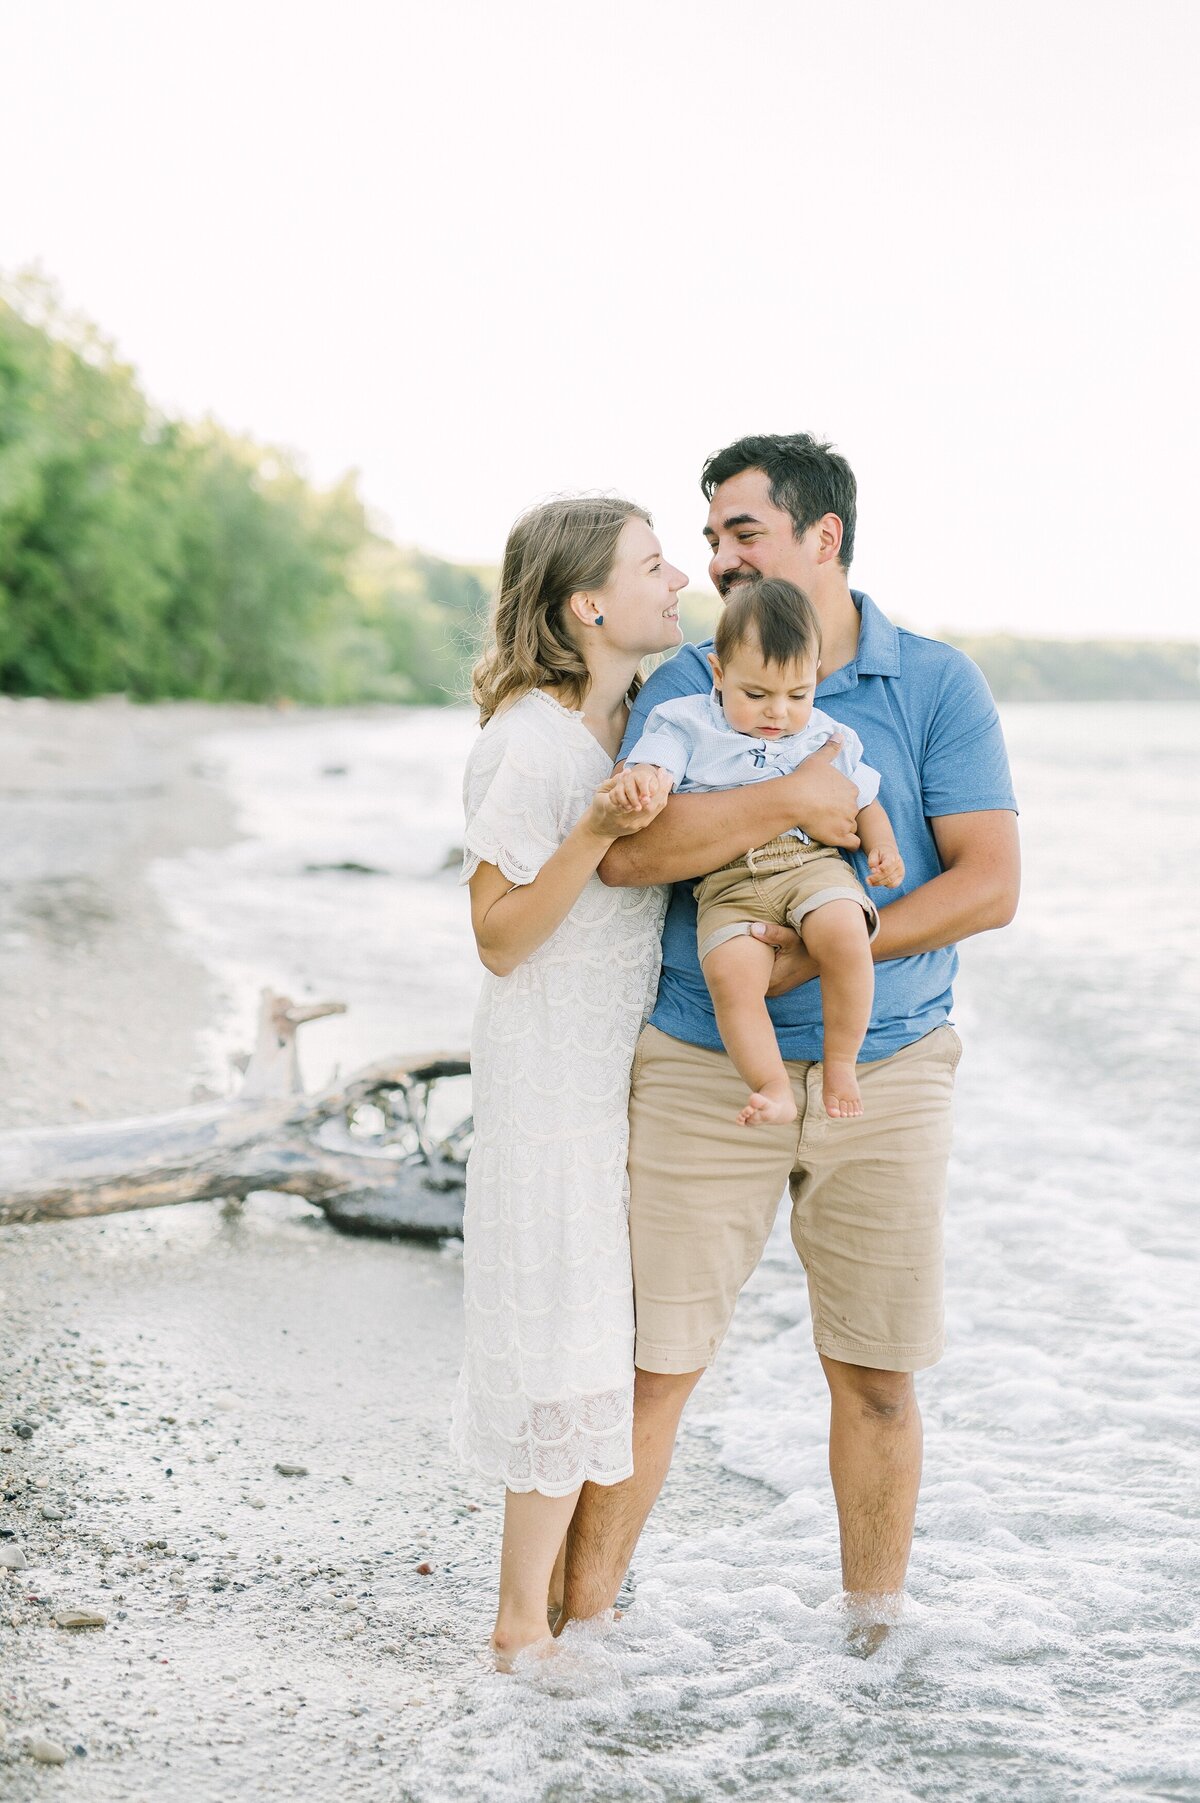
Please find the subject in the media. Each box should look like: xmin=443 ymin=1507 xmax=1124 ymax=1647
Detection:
xmin=3 ymin=0 xmax=1197 ymax=637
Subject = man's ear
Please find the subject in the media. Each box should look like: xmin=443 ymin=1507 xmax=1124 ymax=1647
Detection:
xmin=706 ymin=651 xmax=723 ymax=686
xmin=814 ymin=513 xmax=844 ymax=565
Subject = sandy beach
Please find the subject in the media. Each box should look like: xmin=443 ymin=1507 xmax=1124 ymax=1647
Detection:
xmin=0 ymin=698 xmax=771 ymax=1801
xmin=3 ymin=696 xmax=1197 ymax=1803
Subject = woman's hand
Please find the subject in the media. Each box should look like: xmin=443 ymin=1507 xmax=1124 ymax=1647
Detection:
xmin=588 ymin=767 xmax=673 ymax=839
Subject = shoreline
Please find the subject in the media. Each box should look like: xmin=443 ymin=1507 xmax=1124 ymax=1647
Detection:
xmin=0 ymin=697 xmax=775 ymax=1798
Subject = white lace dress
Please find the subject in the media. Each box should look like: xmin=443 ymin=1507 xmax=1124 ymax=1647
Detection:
xmin=450 ymin=689 xmax=667 ymax=1495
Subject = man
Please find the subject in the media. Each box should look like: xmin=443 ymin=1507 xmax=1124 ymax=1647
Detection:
xmin=559 ymin=432 xmax=1019 ymax=1637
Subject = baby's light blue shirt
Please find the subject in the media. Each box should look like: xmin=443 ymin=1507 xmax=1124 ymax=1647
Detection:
xmin=618 ymin=592 xmax=1018 ymax=1065
xmin=623 ymin=690 xmax=880 ymax=843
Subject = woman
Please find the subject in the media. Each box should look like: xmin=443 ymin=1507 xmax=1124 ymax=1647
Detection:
xmin=452 ymin=494 xmax=687 ymax=1666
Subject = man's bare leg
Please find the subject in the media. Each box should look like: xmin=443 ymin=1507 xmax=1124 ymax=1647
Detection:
xmin=558 ymin=1366 xmax=704 ymax=1626
xmin=821 ymin=1355 xmax=921 ymax=1650
xmin=547 ymin=1529 xmax=568 ymax=1628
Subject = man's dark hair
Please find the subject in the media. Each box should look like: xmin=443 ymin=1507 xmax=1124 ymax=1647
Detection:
xmin=714 ymin=578 xmax=821 ymax=671
xmin=701 ymin=432 xmax=857 ymax=569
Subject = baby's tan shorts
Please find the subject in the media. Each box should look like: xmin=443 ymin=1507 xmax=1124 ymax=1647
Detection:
xmin=694 ymin=836 xmax=879 ymax=965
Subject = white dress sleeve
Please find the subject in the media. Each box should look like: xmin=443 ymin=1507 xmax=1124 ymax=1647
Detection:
xmin=460 ymin=707 xmax=567 ymax=888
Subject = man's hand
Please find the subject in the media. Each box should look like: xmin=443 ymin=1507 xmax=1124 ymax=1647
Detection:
xmin=780 ymin=739 xmax=861 ymax=849
xmin=750 ymin=921 xmax=818 ymax=996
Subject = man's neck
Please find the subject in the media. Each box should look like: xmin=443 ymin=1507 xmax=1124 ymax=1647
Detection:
xmin=810 ymin=574 xmax=861 ymax=680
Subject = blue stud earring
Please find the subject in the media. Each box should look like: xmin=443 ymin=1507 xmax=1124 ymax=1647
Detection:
xmin=594 ymin=614 xmax=604 ymax=626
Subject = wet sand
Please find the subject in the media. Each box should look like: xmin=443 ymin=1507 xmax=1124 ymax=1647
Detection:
xmin=0 ymin=698 xmax=773 ymax=1799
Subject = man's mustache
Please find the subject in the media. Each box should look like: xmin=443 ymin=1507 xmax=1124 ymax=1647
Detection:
xmin=717 ymin=570 xmax=755 ymax=599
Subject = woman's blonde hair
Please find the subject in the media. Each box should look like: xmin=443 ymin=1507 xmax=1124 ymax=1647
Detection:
xmin=472 ymin=494 xmax=651 ymax=725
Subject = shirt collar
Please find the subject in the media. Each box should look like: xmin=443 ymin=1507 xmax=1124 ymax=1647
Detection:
xmin=850 ymin=591 xmax=901 ymax=677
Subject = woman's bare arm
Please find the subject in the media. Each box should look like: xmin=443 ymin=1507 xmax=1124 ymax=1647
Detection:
xmin=470 ymin=782 xmax=669 ymax=976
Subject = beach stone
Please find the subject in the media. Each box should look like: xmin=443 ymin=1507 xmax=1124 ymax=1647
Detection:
xmin=27 ymin=1736 xmax=69 ymax=1764
xmin=11 ymin=1420 xmax=35 ymax=1439
xmin=274 ymin=1462 xmax=308 ymax=1477
xmin=54 ymin=1608 xmax=107 ymax=1629
xmin=0 ymin=1546 xmax=28 ymax=1570
xmin=41 ymin=1505 xmax=64 ymax=1521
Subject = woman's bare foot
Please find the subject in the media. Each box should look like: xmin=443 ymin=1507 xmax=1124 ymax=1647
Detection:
xmin=491 ymin=1617 xmax=557 ymax=1673
xmin=823 ymin=1058 xmax=862 ymax=1119
xmin=736 ymin=1076 xmax=797 ymax=1127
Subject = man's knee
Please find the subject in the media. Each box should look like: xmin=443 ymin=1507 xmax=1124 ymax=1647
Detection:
xmin=823 ymin=1357 xmax=915 ymax=1422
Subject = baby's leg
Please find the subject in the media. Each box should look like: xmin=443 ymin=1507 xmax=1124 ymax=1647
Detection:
xmin=703 ymin=934 xmax=798 ymax=1127
xmin=795 ymin=899 xmax=874 ymax=1119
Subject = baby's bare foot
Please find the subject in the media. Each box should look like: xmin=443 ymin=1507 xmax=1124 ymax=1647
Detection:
xmin=736 ymin=1078 xmax=797 ymax=1128
xmin=823 ymin=1059 xmax=862 ymax=1119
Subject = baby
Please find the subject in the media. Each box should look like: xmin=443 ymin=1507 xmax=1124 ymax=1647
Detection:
xmin=613 ymin=577 xmax=904 ymax=1126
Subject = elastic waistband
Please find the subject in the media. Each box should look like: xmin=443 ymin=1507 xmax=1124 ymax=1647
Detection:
xmin=713 ymin=836 xmax=842 ymax=878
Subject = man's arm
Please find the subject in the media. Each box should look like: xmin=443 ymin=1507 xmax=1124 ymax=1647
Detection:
xmin=758 ymin=809 xmax=1020 ymax=994
xmin=598 ymin=739 xmax=862 ymax=888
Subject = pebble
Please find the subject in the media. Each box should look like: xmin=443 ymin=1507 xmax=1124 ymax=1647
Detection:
xmin=415 ymin=1562 xmax=433 ymax=1576
xmin=27 ymin=1736 xmax=69 ymax=1765
xmin=41 ymin=1505 xmax=64 ymax=1521
xmin=54 ymin=1608 xmax=108 ymax=1629
xmin=11 ymin=1420 xmax=35 ymax=1440
xmin=0 ymin=1546 xmax=28 ymax=1570
xmin=274 ymin=1462 xmax=308 ymax=1478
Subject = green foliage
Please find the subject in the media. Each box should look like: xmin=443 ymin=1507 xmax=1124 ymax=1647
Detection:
xmin=5 ymin=274 xmax=1196 ymax=708
xmin=0 ymin=272 xmax=489 ymax=704
xmin=945 ymin=634 xmax=1200 ymax=702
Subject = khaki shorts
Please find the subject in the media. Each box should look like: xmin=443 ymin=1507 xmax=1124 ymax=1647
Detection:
xmin=694 ymin=840 xmax=879 ymax=965
xmin=628 ymin=1022 xmax=963 ymax=1376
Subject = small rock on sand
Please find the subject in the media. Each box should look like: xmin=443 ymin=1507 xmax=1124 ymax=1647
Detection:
xmin=27 ymin=1736 xmax=69 ymax=1764
xmin=54 ymin=1608 xmax=108 ymax=1629
xmin=0 ymin=1546 xmax=28 ymax=1570
xmin=274 ymin=1462 xmax=309 ymax=1477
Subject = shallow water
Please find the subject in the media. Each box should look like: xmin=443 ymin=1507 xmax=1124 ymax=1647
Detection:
xmin=150 ymin=701 xmax=1200 ymax=1803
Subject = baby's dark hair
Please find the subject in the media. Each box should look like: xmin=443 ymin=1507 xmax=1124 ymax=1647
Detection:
xmin=714 ymin=577 xmax=821 ymax=670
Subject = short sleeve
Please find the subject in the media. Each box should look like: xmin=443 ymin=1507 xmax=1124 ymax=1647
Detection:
xmin=921 ymin=651 xmax=1018 ymax=818
xmin=622 ymin=710 xmax=693 ymax=784
xmin=460 ymin=712 xmax=565 ymax=888
xmin=826 ymin=722 xmax=881 ymax=810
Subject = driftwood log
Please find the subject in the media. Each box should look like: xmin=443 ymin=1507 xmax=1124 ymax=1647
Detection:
xmin=0 ymin=992 xmax=470 ymax=1239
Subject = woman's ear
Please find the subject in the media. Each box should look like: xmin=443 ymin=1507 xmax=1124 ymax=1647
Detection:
xmin=567 ymin=591 xmax=600 ymax=629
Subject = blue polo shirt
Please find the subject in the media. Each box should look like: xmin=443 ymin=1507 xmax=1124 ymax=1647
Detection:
xmin=619 ymin=591 xmax=1017 ymax=1064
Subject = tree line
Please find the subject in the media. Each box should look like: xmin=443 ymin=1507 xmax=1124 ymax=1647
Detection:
xmin=0 ymin=273 xmax=485 ymax=704
xmin=2 ymin=275 xmax=1195 ymax=708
